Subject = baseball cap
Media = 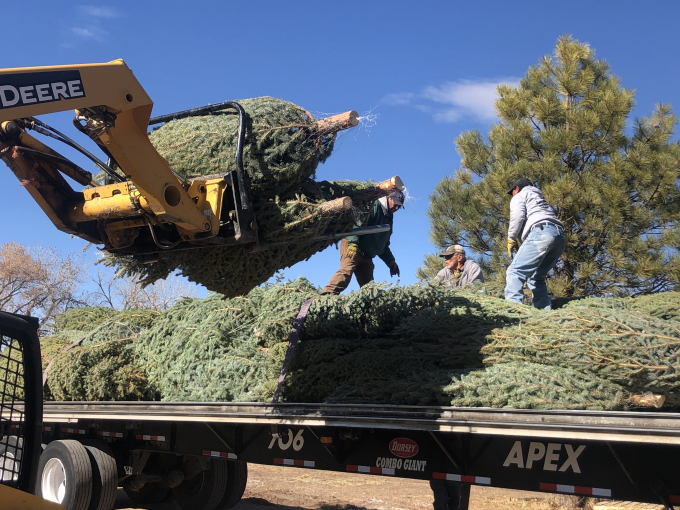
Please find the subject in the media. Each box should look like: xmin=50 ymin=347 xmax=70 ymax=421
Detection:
xmin=390 ymin=190 xmax=405 ymax=208
xmin=438 ymin=245 xmax=465 ymax=258
xmin=507 ymin=177 xmax=533 ymax=195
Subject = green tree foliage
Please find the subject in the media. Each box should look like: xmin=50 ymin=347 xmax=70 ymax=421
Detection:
xmin=37 ymin=279 xmax=680 ymax=410
xmin=106 ymin=97 xmax=393 ymax=298
xmin=420 ymin=36 xmax=680 ymax=297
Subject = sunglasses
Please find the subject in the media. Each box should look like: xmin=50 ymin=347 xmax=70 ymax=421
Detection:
xmin=444 ymin=254 xmax=455 ymax=260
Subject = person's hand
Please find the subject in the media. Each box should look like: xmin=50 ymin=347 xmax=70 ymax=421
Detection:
xmin=346 ymin=243 xmax=359 ymax=258
xmin=388 ymin=261 xmax=400 ymax=277
xmin=507 ymin=239 xmax=518 ymax=257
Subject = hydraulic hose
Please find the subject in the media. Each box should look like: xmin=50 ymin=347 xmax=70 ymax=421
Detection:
xmin=24 ymin=117 xmax=123 ymax=183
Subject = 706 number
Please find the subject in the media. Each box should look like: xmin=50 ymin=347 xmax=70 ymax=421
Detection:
xmin=268 ymin=428 xmax=304 ymax=452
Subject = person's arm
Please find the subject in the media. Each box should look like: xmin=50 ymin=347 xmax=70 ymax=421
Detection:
xmin=464 ymin=262 xmax=484 ymax=285
xmin=378 ymin=242 xmax=395 ymax=265
xmin=344 ymin=234 xmax=359 ymax=245
xmin=474 ymin=264 xmax=484 ymax=283
xmin=507 ymin=194 xmax=527 ymax=241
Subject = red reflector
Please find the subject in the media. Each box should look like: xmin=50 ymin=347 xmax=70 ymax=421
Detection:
xmin=320 ymin=436 xmax=333 ymax=444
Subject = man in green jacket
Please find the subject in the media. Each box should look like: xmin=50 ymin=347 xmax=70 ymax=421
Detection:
xmin=323 ymin=191 xmax=404 ymax=294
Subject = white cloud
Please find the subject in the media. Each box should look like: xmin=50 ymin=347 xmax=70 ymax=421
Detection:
xmin=432 ymin=109 xmax=463 ymax=123
xmin=382 ymin=92 xmax=415 ymax=106
xmin=71 ymin=26 xmax=108 ymax=41
xmin=424 ymin=79 xmax=519 ymax=122
xmin=64 ymin=6 xmax=118 ymax=46
xmin=383 ymin=78 xmax=520 ymax=124
xmin=71 ymin=27 xmax=96 ymax=38
xmin=77 ymin=5 xmax=120 ymax=18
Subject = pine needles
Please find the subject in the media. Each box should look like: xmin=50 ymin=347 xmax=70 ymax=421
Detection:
xmin=106 ymin=97 xmax=392 ymax=298
xmin=38 ymin=285 xmax=680 ymax=411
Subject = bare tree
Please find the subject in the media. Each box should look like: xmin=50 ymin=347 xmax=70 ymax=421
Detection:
xmin=91 ymin=269 xmax=197 ymax=311
xmin=0 ymin=242 xmax=86 ymax=325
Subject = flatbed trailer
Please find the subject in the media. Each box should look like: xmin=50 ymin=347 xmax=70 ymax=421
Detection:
xmin=39 ymin=401 xmax=680 ymax=510
xmin=2 ymin=311 xmax=680 ymax=510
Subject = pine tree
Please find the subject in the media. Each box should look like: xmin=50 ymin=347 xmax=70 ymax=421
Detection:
xmin=420 ymin=36 xmax=680 ymax=297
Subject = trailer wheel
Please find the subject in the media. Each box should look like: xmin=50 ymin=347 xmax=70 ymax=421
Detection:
xmin=174 ymin=458 xmax=228 ymax=510
xmin=0 ymin=436 xmax=22 ymax=482
xmin=81 ymin=440 xmax=117 ymax=510
xmin=37 ymin=439 xmax=92 ymax=510
xmin=215 ymin=460 xmax=247 ymax=509
xmin=123 ymin=477 xmax=169 ymax=504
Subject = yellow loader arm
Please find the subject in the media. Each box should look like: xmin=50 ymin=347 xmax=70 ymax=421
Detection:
xmin=0 ymin=60 xmax=257 ymax=256
xmin=0 ymin=484 xmax=64 ymax=510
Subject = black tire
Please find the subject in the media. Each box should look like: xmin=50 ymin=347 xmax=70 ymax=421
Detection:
xmin=36 ymin=440 xmax=92 ymax=510
xmin=173 ymin=458 xmax=228 ymax=510
xmin=0 ymin=436 xmax=23 ymax=482
xmin=81 ymin=440 xmax=117 ymax=510
xmin=216 ymin=460 xmax=247 ymax=509
xmin=123 ymin=477 xmax=169 ymax=505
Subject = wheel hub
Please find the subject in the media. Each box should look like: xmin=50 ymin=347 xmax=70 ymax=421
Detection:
xmin=41 ymin=457 xmax=67 ymax=503
xmin=0 ymin=452 xmax=17 ymax=481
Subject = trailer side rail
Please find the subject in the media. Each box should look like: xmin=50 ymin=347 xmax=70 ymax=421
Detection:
xmin=41 ymin=402 xmax=680 ymax=445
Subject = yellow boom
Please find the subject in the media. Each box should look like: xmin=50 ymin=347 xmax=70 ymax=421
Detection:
xmin=0 ymin=60 xmax=249 ymax=254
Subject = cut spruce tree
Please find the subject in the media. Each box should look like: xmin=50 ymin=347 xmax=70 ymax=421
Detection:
xmin=104 ymin=97 xmax=402 ymax=298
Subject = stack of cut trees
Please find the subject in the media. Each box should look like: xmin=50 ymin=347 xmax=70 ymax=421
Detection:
xmin=38 ymin=281 xmax=680 ymax=411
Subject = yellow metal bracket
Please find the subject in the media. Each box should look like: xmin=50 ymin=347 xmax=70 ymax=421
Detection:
xmin=0 ymin=60 xmax=213 ymax=237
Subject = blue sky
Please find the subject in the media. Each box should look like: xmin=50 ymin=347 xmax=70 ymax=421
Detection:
xmin=2 ymin=1 xmax=679 ymax=296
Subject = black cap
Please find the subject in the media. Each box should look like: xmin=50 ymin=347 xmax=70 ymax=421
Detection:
xmin=507 ymin=177 xmax=533 ymax=195
xmin=390 ymin=190 xmax=405 ymax=207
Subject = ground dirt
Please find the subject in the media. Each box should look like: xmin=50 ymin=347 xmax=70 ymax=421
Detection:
xmin=114 ymin=463 xmax=563 ymax=510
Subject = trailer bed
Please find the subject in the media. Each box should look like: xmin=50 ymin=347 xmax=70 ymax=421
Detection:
xmin=39 ymin=402 xmax=680 ymax=508
xmin=43 ymin=402 xmax=680 ymax=444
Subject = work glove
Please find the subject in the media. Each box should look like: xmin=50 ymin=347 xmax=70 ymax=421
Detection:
xmin=387 ymin=261 xmax=400 ymax=277
xmin=346 ymin=243 xmax=359 ymax=259
xmin=507 ymin=239 xmax=518 ymax=258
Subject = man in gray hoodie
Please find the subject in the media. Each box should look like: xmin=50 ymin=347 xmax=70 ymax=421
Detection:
xmin=505 ymin=178 xmax=566 ymax=310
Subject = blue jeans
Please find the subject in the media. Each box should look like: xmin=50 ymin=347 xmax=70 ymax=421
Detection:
xmin=505 ymin=223 xmax=566 ymax=310
xmin=430 ymin=480 xmax=462 ymax=510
